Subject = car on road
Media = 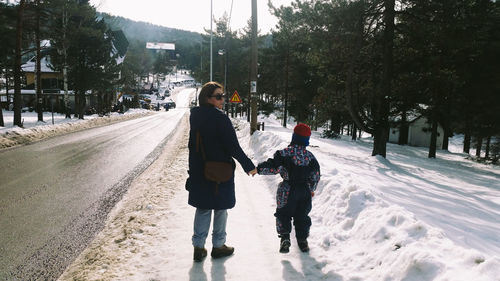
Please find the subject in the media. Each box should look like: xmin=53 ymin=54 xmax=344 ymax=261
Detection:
xmin=162 ymin=88 xmax=171 ymax=97
xmin=165 ymin=99 xmax=176 ymax=109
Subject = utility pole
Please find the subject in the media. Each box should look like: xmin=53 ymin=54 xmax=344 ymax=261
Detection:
xmin=283 ymin=51 xmax=289 ymax=128
xmin=250 ymin=0 xmax=258 ymax=134
xmin=35 ymin=0 xmax=43 ymax=122
xmin=200 ymin=41 xmax=203 ymax=84
xmin=210 ymin=0 xmax=213 ymax=81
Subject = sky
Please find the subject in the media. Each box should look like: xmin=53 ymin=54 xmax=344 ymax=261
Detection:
xmin=2 ymin=76 xmax=499 ymax=280
xmin=88 ymin=0 xmax=294 ymax=34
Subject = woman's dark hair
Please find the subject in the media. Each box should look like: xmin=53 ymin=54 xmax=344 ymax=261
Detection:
xmin=198 ymin=81 xmax=223 ymax=107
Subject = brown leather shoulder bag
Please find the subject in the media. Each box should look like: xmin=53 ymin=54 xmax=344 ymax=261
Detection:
xmin=196 ymin=131 xmax=233 ymax=183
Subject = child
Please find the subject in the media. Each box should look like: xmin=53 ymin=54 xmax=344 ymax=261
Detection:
xmin=257 ymin=123 xmax=321 ymax=253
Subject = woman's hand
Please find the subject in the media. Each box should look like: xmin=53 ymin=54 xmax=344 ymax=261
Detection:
xmin=248 ymin=168 xmax=257 ymax=177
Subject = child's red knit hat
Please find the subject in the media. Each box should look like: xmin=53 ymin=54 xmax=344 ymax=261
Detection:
xmin=294 ymin=123 xmax=311 ymax=137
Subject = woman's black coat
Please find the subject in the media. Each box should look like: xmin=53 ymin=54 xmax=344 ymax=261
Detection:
xmin=186 ymin=106 xmax=255 ymax=210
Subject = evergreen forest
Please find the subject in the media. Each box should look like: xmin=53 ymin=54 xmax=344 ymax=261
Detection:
xmin=1 ymin=0 xmax=499 ymax=161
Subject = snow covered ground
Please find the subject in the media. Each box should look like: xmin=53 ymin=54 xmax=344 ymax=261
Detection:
xmin=54 ymin=111 xmax=499 ymax=280
xmin=3 ymin=84 xmax=499 ymax=280
xmin=0 ymin=108 xmax=154 ymax=150
xmin=250 ymin=116 xmax=500 ymax=281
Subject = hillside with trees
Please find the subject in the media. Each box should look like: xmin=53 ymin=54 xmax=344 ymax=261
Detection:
xmin=98 ymin=13 xmax=201 ymax=46
xmin=96 ymin=12 xmax=203 ymax=90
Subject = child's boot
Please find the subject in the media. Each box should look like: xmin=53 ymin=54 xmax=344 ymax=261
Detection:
xmin=297 ymin=239 xmax=309 ymax=252
xmin=279 ymin=234 xmax=291 ymax=253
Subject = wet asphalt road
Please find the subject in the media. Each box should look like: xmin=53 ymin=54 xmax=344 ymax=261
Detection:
xmin=0 ymin=111 xmax=185 ymax=280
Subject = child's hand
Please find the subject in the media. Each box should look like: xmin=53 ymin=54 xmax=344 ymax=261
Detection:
xmin=248 ymin=168 xmax=257 ymax=177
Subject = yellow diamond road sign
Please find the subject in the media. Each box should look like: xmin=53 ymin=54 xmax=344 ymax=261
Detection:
xmin=230 ymin=90 xmax=242 ymax=103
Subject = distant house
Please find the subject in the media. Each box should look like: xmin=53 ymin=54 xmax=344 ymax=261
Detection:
xmin=21 ymin=31 xmax=128 ymax=90
xmin=389 ymin=115 xmax=444 ymax=148
xmin=21 ymin=47 xmax=62 ymax=91
xmin=1 ymin=44 xmax=65 ymax=110
xmin=0 ymin=31 xmax=128 ymax=112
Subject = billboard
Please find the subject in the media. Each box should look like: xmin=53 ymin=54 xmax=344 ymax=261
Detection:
xmin=146 ymin=42 xmax=175 ymax=50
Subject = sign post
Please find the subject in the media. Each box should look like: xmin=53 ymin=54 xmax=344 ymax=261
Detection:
xmin=229 ymin=90 xmax=242 ymax=103
xmin=229 ymin=90 xmax=242 ymax=118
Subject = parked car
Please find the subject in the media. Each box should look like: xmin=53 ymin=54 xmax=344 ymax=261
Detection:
xmin=21 ymin=106 xmax=34 ymax=112
xmin=84 ymin=106 xmax=97 ymax=115
xmin=167 ymin=101 xmax=176 ymax=109
xmin=160 ymin=88 xmax=170 ymax=96
xmin=139 ymin=100 xmax=152 ymax=110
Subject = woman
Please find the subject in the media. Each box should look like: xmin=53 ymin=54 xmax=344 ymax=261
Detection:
xmin=186 ymin=81 xmax=257 ymax=262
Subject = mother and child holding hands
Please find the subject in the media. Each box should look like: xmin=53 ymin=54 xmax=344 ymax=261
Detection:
xmin=185 ymin=81 xmax=321 ymax=262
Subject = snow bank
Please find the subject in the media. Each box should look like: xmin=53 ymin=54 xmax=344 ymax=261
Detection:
xmin=243 ymin=118 xmax=500 ymax=281
xmin=0 ymin=109 xmax=153 ymax=150
xmin=310 ymin=179 xmax=497 ymax=281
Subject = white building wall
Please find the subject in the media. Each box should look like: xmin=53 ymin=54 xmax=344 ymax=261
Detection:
xmin=408 ymin=118 xmax=444 ymax=148
xmin=389 ymin=128 xmax=400 ymax=143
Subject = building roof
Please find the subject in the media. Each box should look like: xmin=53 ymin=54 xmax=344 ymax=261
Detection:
xmin=391 ymin=104 xmax=430 ymax=124
xmin=21 ymin=56 xmax=57 ymax=73
xmin=111 ymin=30 xmax=129 ymax=57
xmin=21 ymin=30 xmax=128 ymax=74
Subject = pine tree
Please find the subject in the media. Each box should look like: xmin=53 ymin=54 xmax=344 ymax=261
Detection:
xmin=49 ymin=0 xmax=119 ymax=119
xmin=0 ymin=3 xmax=17 ymax=127
xmin=13 ymin=0 xmax=27 ymax=127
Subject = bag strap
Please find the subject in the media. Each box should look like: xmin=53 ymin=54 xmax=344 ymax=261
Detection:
xmin=196 ymin=130 xmax=207 ymax=162
xmin=196 ymin=130 xmax=219 ymax=193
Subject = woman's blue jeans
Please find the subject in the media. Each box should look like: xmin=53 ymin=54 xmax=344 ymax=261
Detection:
xmin=192 ymin=208 xmax=228 ymax=248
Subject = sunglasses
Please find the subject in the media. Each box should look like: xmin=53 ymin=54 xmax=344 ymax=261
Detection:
xmin=210 ymin=93 xmax=225 ymax=100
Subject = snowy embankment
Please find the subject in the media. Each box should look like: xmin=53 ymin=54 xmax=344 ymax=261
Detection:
xmin=248 ymin=115 xmax=500 ymax=280
xmin=0 ymin=109 xmax=153 ymax=150
xmin=56 ymin=112 xmax=499 ymax=281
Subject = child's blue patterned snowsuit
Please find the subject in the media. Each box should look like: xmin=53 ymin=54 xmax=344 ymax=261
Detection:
xmin=257 ymin=144 xmax=321 ymax=239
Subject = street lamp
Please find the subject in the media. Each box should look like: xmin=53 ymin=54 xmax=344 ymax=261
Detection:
xmin=218 ymin=49 xmax=228 ymax=114
xmin=218 ymin=49 xmax=227 ymax=89
xmin=175 ymin=53 xmax=180 ymax=82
